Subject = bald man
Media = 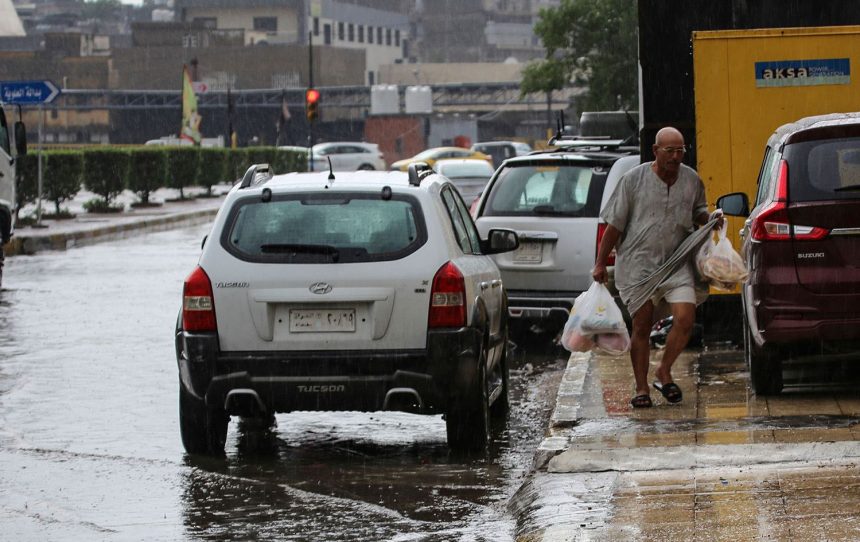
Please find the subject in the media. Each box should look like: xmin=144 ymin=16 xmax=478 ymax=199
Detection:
xmin=592 ymin=127 xmax=720 ymax=408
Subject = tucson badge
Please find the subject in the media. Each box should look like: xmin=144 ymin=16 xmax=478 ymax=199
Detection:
xmin=309 ymin=282 xmax=332 ymax=294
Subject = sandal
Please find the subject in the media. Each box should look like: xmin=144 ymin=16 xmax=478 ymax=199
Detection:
xmin=653 ymin=381 xmax=683 ymax=404
xmin=630 ymin=394 xmax=653 ymax=408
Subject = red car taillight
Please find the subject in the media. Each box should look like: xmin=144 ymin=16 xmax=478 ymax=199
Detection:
xmin=428 ymin=261 xmax=466 ymax=328
xmin=182 ymin=266 xmax=217 ymax=332
xmin=596 ymin=223 xmax=616 ymax=265
xmin=750 ymin=160 xmax=829 ymax=241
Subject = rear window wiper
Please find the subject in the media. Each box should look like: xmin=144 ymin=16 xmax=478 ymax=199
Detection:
xmin=834 ymin=184 xmax=860 ymax=192
xmin=260 ymin=243 xmax=340 ymax=261
xmin=532 ymin=204 xmax=566 ymax=216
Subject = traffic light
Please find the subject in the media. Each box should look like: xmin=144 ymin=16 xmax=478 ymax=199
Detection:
xmin=306 ymin=88 xmax=320 ymax=122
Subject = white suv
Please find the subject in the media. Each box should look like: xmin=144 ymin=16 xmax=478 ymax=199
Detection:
xmin=473 ymin=139 xmax=640 ymax=336
xmin=175 ymin=163 xmax=519 ymax=455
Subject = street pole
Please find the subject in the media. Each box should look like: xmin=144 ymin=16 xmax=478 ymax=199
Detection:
xmin=308 ymin=31 xmax=315 ymax=172
xmin=36 ymin=104 xmax=44 ymax=227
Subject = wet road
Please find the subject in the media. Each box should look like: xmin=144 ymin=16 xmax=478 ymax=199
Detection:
xmin=0 ymin=225 xmax=567 ymax=541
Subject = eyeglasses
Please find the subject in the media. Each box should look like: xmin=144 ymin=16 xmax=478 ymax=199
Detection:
xmin=657 ymin=146 xmax=687 ymax=154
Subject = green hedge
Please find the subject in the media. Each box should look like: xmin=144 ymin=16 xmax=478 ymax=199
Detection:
xmin=197 ymin=147 xmax=228 ymax=193
xmin=164 ymin=146 xmax=200 ymax=199
xmin=43 ymin=150 xmax=83 ymax=214
xmin=83 ymin=148 xmax=129 ymax=205
xmin=128 ymin=148 xmax=166 ymax=204
xmin=14 ymin=154 xmax=39 ymax=218
xmin=11 ymin=146 xmax=308 ymax=215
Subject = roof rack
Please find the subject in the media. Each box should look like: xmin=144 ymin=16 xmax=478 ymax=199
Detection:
xmin=407 ymin=161 xmax=434 ymax=186
xmin=238 ymin=163 xmax=274 ymax=189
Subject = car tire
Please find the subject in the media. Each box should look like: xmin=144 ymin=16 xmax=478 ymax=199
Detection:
xmin=490 ymin=340 xmax=510 ymax=419
xmin=446 ymin=342 xmax=490 ymax=452
xmin=744 ymin=322 xmax=783 ymax=395
xmin=357 ymin=164 xmax=375 ymax=170
xmin=179 ymin=384 xmax=229 ymax=456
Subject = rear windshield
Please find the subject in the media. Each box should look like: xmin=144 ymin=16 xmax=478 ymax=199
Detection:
xmin=482 ymin=162 xmax=607 ymax=217
xmin=222 ymin=193 xmax=426 ymax=263
xmin=784 ymin=137 xmax=860 ymax=202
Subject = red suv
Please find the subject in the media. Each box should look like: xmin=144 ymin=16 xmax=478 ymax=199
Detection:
xmin=719 ymin=112 xmax=860 ymax=395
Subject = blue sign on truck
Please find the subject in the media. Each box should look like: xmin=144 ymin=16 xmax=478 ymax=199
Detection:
xmin=0 ymin=80 xmax=61 ymax=105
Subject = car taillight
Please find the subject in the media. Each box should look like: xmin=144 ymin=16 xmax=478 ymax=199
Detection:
xmin=182 ymin=266 xmax=217 ymax=332
xmin=429 ymin=261 xmax=466 ymax=328
xmin=596 ymin=223 xmax=616 ymax=265
xmin=750 ymin=160 xmax=829 ymax=241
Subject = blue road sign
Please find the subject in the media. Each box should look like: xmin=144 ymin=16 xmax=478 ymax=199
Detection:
xmin=0 ymin=80 xmax=61 ymax=105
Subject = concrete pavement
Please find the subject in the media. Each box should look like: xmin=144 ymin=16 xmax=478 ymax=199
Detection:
xmin=513 ymin=346 xmax=860 ymax=540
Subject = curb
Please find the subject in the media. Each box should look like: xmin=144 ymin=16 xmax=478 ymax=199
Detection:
xmin=532 ymin=351 xmax=591 ymax=470
xmin=4 ymin=207 xmax=219 ymax=256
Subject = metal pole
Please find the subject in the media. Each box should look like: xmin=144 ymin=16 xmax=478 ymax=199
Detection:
xmin=36 ymin=104 xmax=44 ymax=227
xmin=308 ymin=31 xmax=315 ymax=172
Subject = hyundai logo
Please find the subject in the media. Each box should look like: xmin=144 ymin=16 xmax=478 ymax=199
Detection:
xmin=309 ymin=282 xmax=332 ymax=294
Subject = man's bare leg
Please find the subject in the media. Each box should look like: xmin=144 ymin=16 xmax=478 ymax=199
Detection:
xmin=655 ymin=302 xmax=695 ymax=385
xmin=630 ymin=301 xmax=654 ymax=397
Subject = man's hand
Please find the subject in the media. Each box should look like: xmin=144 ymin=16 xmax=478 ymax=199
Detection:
xmin=710 ymin=208 xmax=725 ymax=230
xmin=592 ymin=263 xmax=608 ymax=284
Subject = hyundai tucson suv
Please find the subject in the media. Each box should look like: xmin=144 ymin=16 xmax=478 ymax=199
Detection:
xmin=718 ymin=112 xmax=860 ymax=395
xmin=175 ymin=163 xmax=519 ymax=455
xmin=472 ymin=138 xmax=639 ymax=336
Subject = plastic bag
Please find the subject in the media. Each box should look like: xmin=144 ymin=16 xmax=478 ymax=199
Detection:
xmin=696 ymin=226 xmax=748 ymax=290
xmin=560 ymin=282 xmax=630 ymax=355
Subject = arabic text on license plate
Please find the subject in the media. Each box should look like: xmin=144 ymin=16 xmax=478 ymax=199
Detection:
xmin=290 ymin=309 xmax=356 ymax=332
xmin=514 ymin=241 xmax=542 ymax=263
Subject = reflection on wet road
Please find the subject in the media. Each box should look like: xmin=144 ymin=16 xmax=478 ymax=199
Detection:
xmin=0 ymin=225 xmax=567 ymax=541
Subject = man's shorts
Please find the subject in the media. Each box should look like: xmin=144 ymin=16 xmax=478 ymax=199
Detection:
xmin=650 ymin=284 xmax=696 ymax=306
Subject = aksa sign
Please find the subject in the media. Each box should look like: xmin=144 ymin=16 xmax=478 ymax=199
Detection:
xmin=755 ymin=58 xmax=850 ymax=88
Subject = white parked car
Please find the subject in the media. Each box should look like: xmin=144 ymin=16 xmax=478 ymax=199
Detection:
xmin=473 ymin=139 xmax=640 ymax=336
xmin=310 ymin=141 xmax=386 ymax=171
xmin=175 ymin=162 xmax=519 ymax=455
xmin=433 ymin=158 xmax=496 ymax=205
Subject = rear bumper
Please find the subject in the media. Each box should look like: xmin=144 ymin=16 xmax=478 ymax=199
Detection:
xmin=505 ymin=290 xmax=579 ymax=322
xmin=758 ymin=313 xmax=860 ymax=345
xmin=176 ymin=327 xmax=483 ymax=415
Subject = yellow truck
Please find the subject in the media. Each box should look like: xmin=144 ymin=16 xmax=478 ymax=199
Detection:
xmin=694 ymin=25 xmax=860 ymax=253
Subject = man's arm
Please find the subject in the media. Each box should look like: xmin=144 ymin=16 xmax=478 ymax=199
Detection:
xmin=592 ymin=224 xmax=621 ymax=284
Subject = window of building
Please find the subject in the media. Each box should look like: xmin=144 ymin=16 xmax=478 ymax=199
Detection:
xmin=313 ymin=17 xmax=319 ymax=36
xmin=395 ymin=30 xmax=400 ymax=46
xmin=253 ymin=17 xmax=277 ymax=32
xmin=324 ymin=23 xmax=331 ymax=45
xmin=386 ymin=28 xmax=392 ymax=46
xmin=193 ymin=17 xmax=217 ymax=29
xmin=348 ymin=23 xmax=354 ymax=42
xmin=358 ymin=25 xmax=364 ymax=43
xmin=368 ymin=25 xmax=374 ymax=44
xmin=368 ymin=71 xmax=375 ymax=85
xmin=377 ymin=27 xmax=382 ymax=44
xmin=338 ymin=22 xmax=344 ymax=41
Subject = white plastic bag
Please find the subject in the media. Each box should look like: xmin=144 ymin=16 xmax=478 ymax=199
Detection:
xmin=696 ymin=226 xmax=748 ymax=290
xmin=560 ymin=282 xmax=630 ymax=355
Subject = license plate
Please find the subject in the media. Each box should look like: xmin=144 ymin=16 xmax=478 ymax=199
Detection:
xmin=514 ymin=241 xmax=542 ymax=263
xmin=290 ymin=309 xmax=356 ymax=332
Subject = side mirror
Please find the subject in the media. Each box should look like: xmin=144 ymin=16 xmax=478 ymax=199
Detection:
xmin=482 ymin=228 xmax=519 ymax=254
xmin=716 ymin=192 xmax=749 ymax=217
xmin=14 ymin=121 xmax=27 ymax=156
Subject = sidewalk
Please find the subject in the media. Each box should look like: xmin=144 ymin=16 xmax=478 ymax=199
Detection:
xmin=513 ymin=346 xmax=860 ymax=540
xmin=4 ymin=186 xmax=230 ymax=256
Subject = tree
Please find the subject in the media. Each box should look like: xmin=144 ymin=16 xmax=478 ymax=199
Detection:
xmin=528 ymin=0 xmax=638 ymax=112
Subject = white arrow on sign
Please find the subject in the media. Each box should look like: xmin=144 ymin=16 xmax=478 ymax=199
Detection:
xmin=192 ymin=81 xmax=208 ymax=94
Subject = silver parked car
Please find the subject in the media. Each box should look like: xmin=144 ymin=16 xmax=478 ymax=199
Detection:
xmin=175 ymin=163 xmax=519 ymax=455
xmin=473 ymin=138 xmax=639 ymax=336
